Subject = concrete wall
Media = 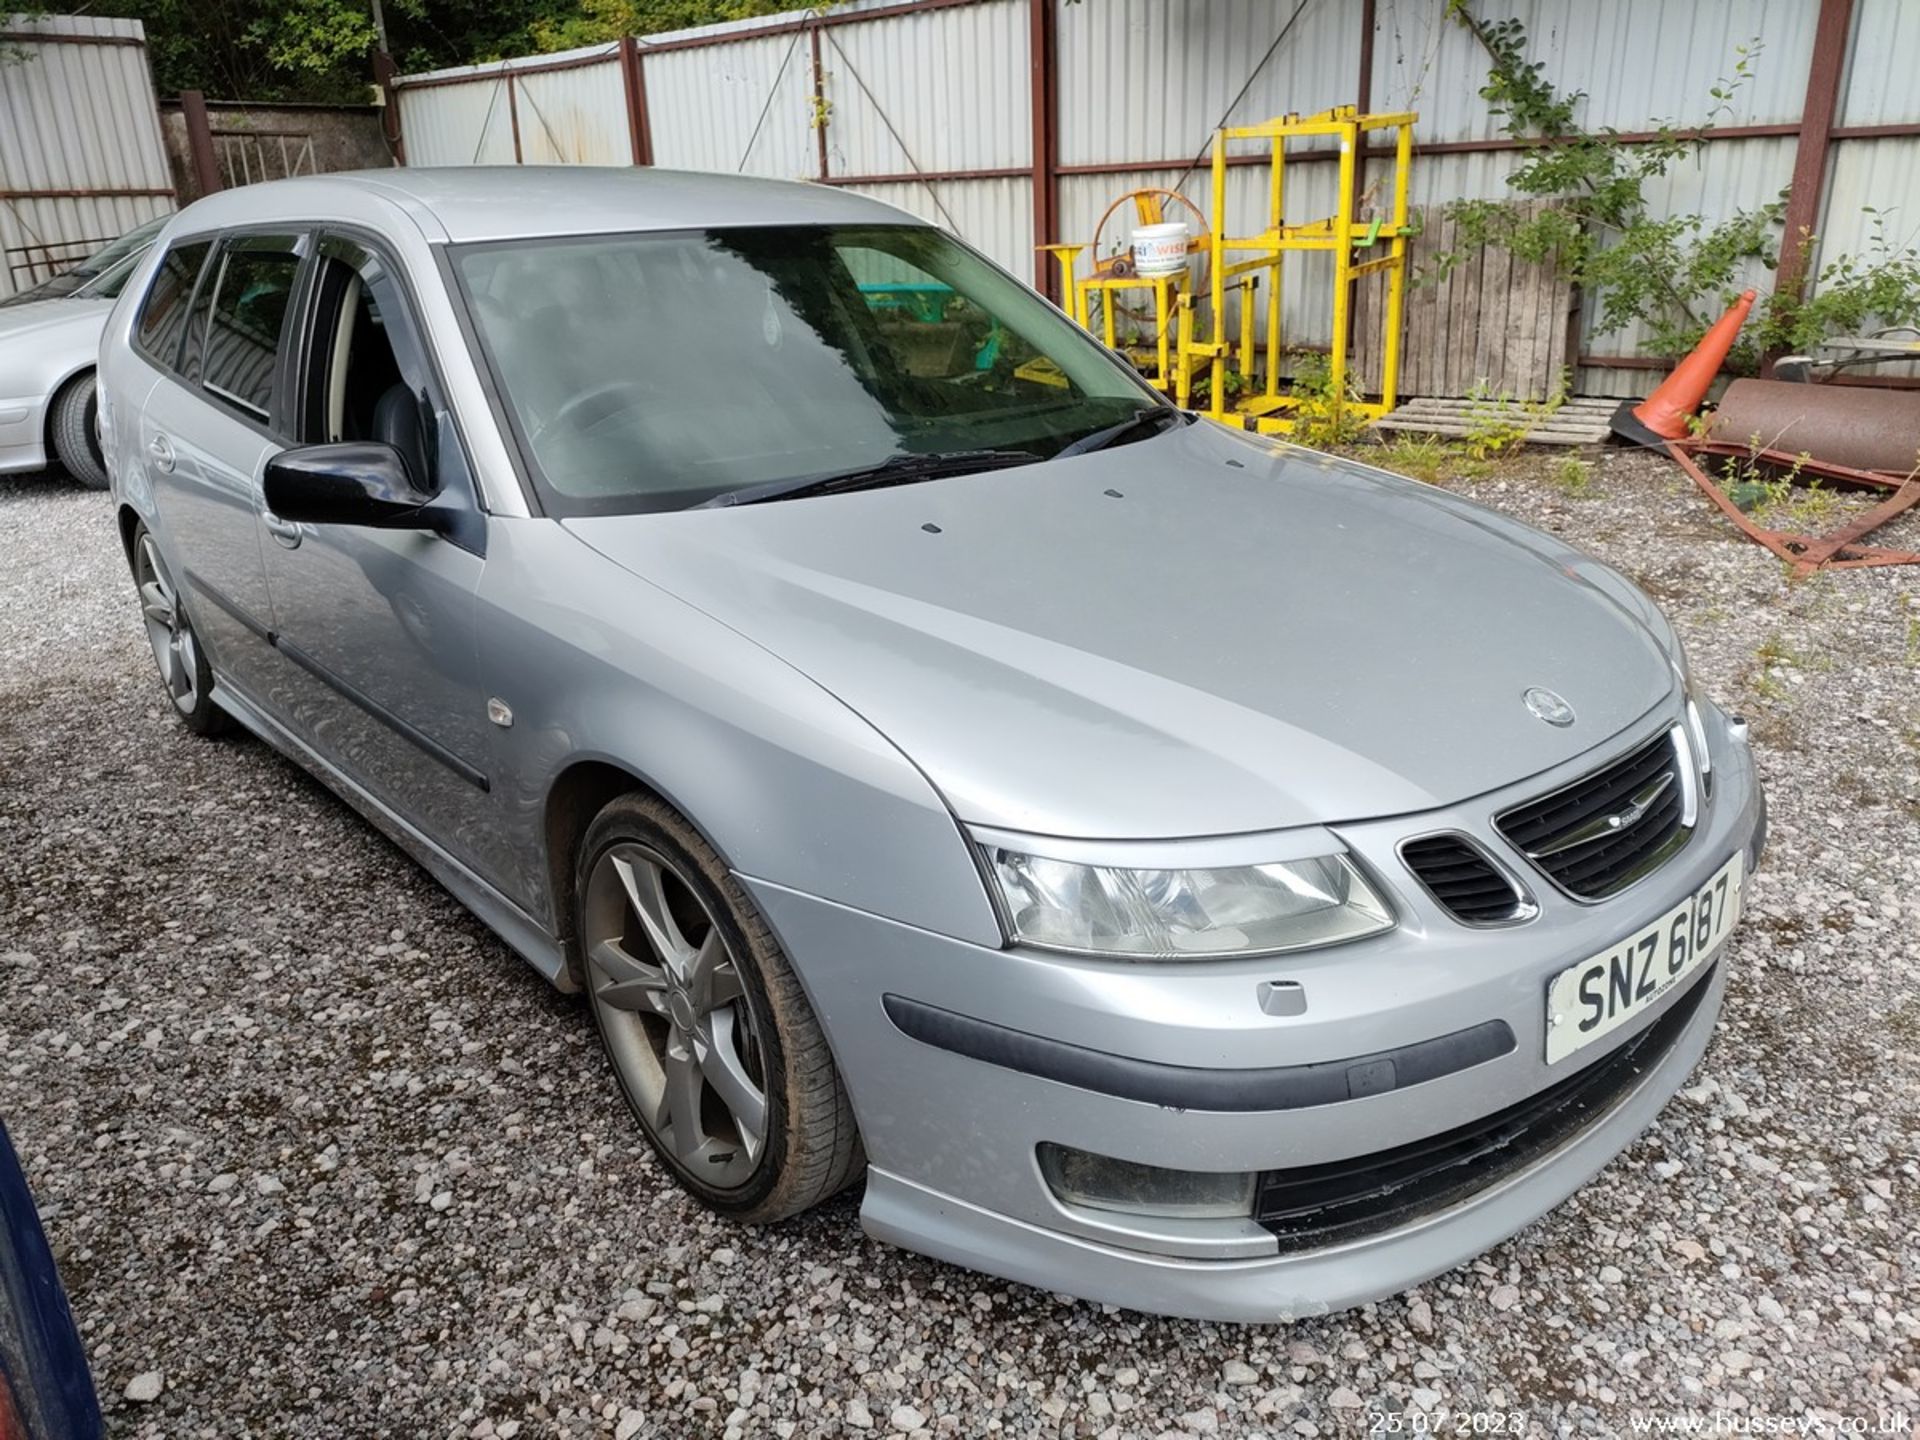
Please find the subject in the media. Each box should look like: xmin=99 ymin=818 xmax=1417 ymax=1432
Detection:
xmin=157 ymin=99 xmax=393 ymax=203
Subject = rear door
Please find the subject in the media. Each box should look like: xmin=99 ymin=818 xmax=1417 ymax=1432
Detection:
xmin=256 ymin=231 xmax=506 ymax=886
xmin=139 ymin=231 xmax=307 ymax=698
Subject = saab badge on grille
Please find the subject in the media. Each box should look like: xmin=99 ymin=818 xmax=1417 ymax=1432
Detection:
xmin=1523 ymin=686 xmax=1576 ymax=727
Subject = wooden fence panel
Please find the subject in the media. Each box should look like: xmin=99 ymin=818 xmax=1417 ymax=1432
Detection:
xmin=1352 ymin=201 xmax=1577 ymax=402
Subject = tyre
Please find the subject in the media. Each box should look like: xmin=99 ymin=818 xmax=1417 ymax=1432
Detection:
xmin=131 ymin=522 xmax=232 ymax=737
xmin=576 ymin=793 xmax=863 ymax=1221
xmin=50 ymin=372 xmax=107 ymax=490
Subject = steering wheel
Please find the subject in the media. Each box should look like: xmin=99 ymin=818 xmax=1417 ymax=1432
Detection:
xmin=532 ymin=379 xmax=655 ymax=444
xmin=1089 ymin=188 xmax=1212 ymax=283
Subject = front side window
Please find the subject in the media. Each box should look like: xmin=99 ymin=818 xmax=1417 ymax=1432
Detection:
xmin=134 ymin=240 xmax=212 ymax=372
xmin=297 ymin=237 xmax=437 ymax=491
xmin=454 ymin=225 xmax=1158 ymax=514
xmin=195 ymin=236 xmax=304 ymax=420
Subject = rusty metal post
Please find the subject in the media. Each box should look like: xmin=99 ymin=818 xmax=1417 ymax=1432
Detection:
xmin=506 ymin=71 xmax=523 ymax=163
xmin=1350 ymin=0 xmax=1375 ymax=218
xmin=372 ymin=50 xmax=406 ymax=165
xmin=810 ymin=20 xmax=830 ymax=181
xmin=619 ymin=37 xmax=652 ymax=166
xmin=1028 ymin=0 xmax=1059 ymax=296
xmin=1773 ymin=0 xmax=1854 ymax=341
xmin=180 ymin=90 xmax=221 ymax=196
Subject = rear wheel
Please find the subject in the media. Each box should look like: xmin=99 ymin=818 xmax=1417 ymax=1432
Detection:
xmin=132 ymin=522 xmax=231 ymax=737
xmin=576 ymin=793 xmax=863 ymax=1221
xmin=50 ymin=372 xmax=107 ymax=490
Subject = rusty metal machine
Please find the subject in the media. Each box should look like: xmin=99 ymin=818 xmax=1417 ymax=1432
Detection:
xmin=1667 ymin=377 xmax=1920 ymax=575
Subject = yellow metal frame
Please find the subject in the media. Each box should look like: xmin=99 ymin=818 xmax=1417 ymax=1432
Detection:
xmin=1040 ymin=242 xmax=1197 ymax=395
xmin=1181 ymin=105 xmax=1416 ymax=435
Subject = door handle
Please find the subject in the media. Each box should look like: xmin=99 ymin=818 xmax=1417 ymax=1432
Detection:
xmin=263 ymin=514 xmax=303 ymax=549
xmin=147 ymin=433 xmax=175 ymax=473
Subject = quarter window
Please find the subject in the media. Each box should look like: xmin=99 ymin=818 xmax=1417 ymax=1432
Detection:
xmin=197 ymin=237 xmax=303 ymax=420
xmin=134 ymin=240 xmax=211 ymax=371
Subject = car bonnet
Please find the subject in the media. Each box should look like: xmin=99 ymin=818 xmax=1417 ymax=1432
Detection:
xmin=563 ymin=423 xmax=1676 ymax=840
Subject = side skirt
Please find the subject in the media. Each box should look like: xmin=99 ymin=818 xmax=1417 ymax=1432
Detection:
xmin=209 ymin=677 xmax=576 ymax=992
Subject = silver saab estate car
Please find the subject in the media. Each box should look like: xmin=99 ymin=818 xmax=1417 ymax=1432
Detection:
xmin=100 ymin=168 xmax=1764 ymax=1322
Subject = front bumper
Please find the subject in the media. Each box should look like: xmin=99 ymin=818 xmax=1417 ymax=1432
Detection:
xmin=0 ymin=395 xmax=49 ymax=474
xmin=745 ymin=700 xmax=1764 ymax=1321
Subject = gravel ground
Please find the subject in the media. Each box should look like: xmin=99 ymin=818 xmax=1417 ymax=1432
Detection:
xmin=1 ymin=448 xmax=1916 ymax=1440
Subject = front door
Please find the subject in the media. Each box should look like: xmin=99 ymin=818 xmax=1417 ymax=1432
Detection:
xmin=140 ymin=233 xmax=299 ymax=698
xmin=255 ymin=232 xmax=508 ymax=890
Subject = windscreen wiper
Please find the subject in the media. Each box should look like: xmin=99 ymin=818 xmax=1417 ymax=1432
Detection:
xmin=1053 ymin=405 xmax=1190 ymax=459
xmin=696 ymin=449 xmax=1041 ymax=508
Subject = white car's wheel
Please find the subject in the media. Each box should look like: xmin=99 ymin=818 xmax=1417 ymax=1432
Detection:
xmin=50 ymin=372 xmax=108 ymax=491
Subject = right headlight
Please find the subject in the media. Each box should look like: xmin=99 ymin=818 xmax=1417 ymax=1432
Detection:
xmin=1669 ymin=631 xmax=1714 ymax=797
xmin=978 ymin=842 xmax=1394 ymax=959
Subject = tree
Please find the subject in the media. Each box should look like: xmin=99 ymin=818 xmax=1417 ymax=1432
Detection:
xmin=1443 ymin=2 xmax=1920 ymax=368
xmin=90 ymin=0 xmax=816 ymax=104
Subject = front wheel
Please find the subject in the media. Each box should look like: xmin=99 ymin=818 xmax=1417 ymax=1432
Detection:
xmin=50 ymin=372 xmax=107 ymax=490
xmin=132 ymin=523 xmax=232 ymax=737
xmin=576 ymin=793 xmax=863 ymax=1221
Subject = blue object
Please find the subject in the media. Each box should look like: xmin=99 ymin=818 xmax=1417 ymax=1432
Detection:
xmin=857 ymin=280 xmax=952 ymax=322
xmin=0 ymin=1119 xmax=102 ymax=1440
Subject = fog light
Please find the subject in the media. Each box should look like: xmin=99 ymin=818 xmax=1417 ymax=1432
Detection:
xmin=1038 ymin=1142 xmax=1255 ymax=1219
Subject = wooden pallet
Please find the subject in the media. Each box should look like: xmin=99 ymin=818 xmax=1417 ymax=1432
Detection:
xmin=1350 ymin=201 xmax=1580 ymax=403
xmin=1370 ymin=394 xmax=1618 ymax=447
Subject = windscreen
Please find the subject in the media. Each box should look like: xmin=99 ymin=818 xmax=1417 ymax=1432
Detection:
xmin=0 ymin=214 xmax=168 ymax=308
xmin=454 ymin=225 xmax=1157 ymax=514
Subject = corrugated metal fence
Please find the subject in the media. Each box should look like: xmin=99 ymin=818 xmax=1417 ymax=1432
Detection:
xmin=0 ymin=14 xmax=175 ymax=300
xmin=391 ymin=0 xmax=1920 ymax=398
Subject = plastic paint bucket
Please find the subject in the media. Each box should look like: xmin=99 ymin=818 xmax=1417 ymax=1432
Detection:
xmin=1130 ymin=221 xmax=1190 ymax=276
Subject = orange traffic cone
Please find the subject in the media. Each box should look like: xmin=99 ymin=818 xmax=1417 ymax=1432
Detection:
xmin=1610 ymin=288 xmax=1757 ymax=446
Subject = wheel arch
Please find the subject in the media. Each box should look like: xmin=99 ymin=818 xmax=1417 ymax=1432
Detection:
xmin=116 ymin=502 xmax=143 ymax=572
xmin=41 ymin=364 xmax=95 ymax=457
xmin=543 ymin=758 xmax=702 ymax=987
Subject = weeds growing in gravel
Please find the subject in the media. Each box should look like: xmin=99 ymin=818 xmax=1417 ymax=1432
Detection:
xmin=1755 ymin=475 xmax=1843 ymax=532
xmin=1286 ymin=351 xmax=1368 ymax=450
xmin=1455 ymin=371 xmax=1572 ymax=460
xmin=1713 ymin=434 xmax=1841 ymax=531
xmin=1756 ymin=633 xmax=1805 ymax=669
xmin=1550 ymin=455 xmax=1596 ymax=497
xmin=1375 ymin=433 xmax=1458 ymax=484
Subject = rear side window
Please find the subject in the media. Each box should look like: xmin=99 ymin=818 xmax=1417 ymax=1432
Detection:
xmin=134 ymin=240 xmax=211 ymax=370
xmin=196 ymin=237 xmax=303 ymax=420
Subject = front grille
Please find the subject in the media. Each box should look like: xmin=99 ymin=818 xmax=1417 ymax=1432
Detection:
xmin=1252 ymin=965 xmax=1713 ymax=1250
xmin=1401 ymin=834 xmax=1533 ymax=924
xmin=1496 ymin=730 xmax=1688 ymax=899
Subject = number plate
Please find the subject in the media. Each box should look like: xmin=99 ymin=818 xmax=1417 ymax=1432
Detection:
xmin=1544 ymin=851 xmax=1743 ymax=1064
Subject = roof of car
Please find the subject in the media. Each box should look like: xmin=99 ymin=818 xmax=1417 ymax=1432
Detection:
xmin=177 ymin=166 xmax=924 ymax=243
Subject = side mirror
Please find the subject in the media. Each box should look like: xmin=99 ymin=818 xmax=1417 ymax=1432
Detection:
xmin=263 ymin=442 xmax=439 ymax=530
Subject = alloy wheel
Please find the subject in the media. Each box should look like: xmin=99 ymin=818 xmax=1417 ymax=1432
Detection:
xmin=583 ymin=842 xmax=769 ymax=1189
xmin=135 ymin=534 xmax=198 ymax=713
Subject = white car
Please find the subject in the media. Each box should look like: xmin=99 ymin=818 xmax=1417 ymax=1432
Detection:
xmin=0 ymin=217 xmax=167 ymax=489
